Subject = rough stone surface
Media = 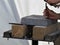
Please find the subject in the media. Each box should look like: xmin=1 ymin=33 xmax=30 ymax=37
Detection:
xmin=21 ymin=15 xmax=57 ymax=26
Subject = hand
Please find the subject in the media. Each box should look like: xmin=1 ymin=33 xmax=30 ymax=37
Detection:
xmin=43 ymin=8 xmax=60 ymax=19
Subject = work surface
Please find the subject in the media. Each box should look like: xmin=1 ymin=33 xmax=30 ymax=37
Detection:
xmin=3 ymin=30 xmax=60 ymax=42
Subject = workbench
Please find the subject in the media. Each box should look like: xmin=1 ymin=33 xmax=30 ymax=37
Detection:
xmin=3 ymin=23 xmax=60 ymax=45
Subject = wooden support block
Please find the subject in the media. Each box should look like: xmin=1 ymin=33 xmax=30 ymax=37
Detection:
xmin=57 ymin=23 xmax=60 ymax=30
xmin=55 ymin=23 xmax=60 ymax=45
xmin=12 ymin=24 xmax=27 ymax=38
xmin=32 ymin=24 xmax=57 ymax=40
xmin=55 ymin=36 xmax=60 ymax=45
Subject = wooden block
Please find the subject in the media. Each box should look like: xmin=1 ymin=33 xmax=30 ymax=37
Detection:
xmin=55 ymin=36 xmax=60 ymax=45
xmin=32 ymin=24 xmax=57 ymax=40
xmin=12 ymin=24 xmax=27 ymax=38
xmin=57 ymin=23 xmax=60 ymax=30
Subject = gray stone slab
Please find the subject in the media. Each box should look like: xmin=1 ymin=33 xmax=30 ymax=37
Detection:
xmin=21 ymin=15 xmax=57 ymax=26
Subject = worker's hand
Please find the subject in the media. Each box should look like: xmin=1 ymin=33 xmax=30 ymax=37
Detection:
xmin=44 ymin=0 xmax=60 ymax=7
xmin=43 ymin=8 xmax=60 ymax=19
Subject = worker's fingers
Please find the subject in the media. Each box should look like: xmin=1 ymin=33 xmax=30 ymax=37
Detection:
xmin=48 ymin=9 xmax=57 ymax=16
xmin=48 ymin=13 xmax=59 ymax=19
xmin=43 ymin=9 xmax=47 ymax=15
xmin=43 ymin=9 xmax=59 ymax=19
xmin=43 ymin=9 xmax=49 ymax=15
xmin=49 ymin=16 xmax=58 ymax=19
